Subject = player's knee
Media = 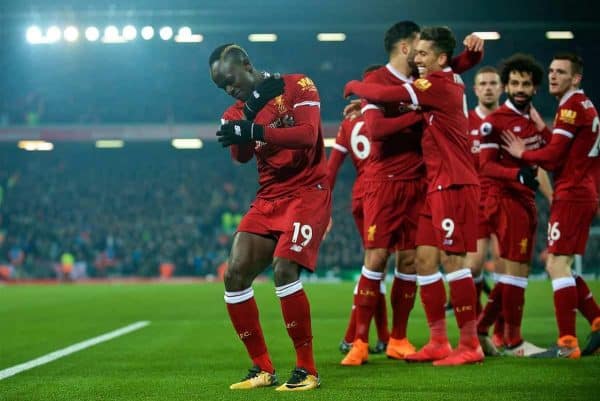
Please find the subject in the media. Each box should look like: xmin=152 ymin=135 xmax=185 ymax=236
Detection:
xmin=395 ymin=253 xmax=416 ymax=274
xmin=272 ymin=259 xmax=301 ymax=287
xmin=224 ymin=259 xmax=251 ymax=291
xmin=415 ymin=254 xmax=437 ymax=275
xmin=364 ymin=249 xmax=388 ymax=271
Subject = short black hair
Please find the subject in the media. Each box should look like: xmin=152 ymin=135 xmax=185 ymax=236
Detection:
xmin=553 ymin=52 xmax=584 ymax=75
xmin=208 ymin=43 xmax=249 ymax=66
xmin=499 ymin=53 xmax=544 ymax=86
xmin=420 ymin=26 xmax=456 ymax=63
xmin=384 ymin=21 xmax=420 ymax=55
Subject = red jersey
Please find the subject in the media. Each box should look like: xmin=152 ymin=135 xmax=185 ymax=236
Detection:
xmin=480 ymin=100 xmax=549 ymax=200
xmin=522 ymin=89 xmax=600 ymax=201
xmin=222 ymin=74 xmax=328 ymax=199
xmin=328 ymin=115 xmax=369 ymax=196
xmin=468 ymin=106 xmax=486 ymax=170
xmin=361 ymin=64 xmax=424 ymax=180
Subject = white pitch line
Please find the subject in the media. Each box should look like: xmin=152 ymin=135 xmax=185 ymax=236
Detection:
xmin=0 ymin=320 xmax=150 ymax=381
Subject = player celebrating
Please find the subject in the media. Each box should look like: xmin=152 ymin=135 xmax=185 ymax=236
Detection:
xmin=502 ymin=53 xmax=600 ymax=358
xmin=344 ymin=26 xmax=484 ymax=366
xmin=210 ymin=43 xmax=331 ymax=390
xmin=340 ymin=22 xmax=483 ymax=366
xmin=477 ymin=54 xmax=548 ymax=357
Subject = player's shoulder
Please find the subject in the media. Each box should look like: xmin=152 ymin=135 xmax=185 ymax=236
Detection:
xmin=363 ymin=66 xmax=389 ymax=83
xmin=284 ymin=73 xmax=318 ymax=92
xmin=557 ymin=90 xmax=596 ymax=125
xmin=222 ymin=101 xmax=245 ymax=121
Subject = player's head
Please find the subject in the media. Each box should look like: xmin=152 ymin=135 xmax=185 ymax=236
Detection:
xmin=473 ymin=66 xmax=502 ymax=109
xmin=384 ymin=21 xmax=420 ymax=67
xmin=499 ymin=53 xmax=543 ymax=110
xmin=414 ymin=26 xmax=456 ymax=76
xmin=362 ymin=64 xmax=383 ymax=79
xmin=548 ymin=52 xmax=583 ymax=98
xmin=209 ymin=43 xmax=259 ymax=102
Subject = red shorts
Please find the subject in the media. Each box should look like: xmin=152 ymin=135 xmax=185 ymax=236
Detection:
xmin=547 ymin=200 xmax=598 ymax=255
xmin=237 ymin=186 xmax=332 ymax=271
xmin=362 ymin=178 xmax=426 ymax=251
xmin=485 ymin=191 xmax=536 ymax=263
xmin=416 ymin=185 xmax=479 ymax=253
xmin=351 ymin=195 xmax=365 ymax=245
xmin=477 ymin=182 xmax=493 ymax=239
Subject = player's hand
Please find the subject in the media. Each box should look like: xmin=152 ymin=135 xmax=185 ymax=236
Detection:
xmin=216 ymin=120 xmax=264 ymax=147
xmin=398 ymin=103 xmax=421 ymax=113
xmin=463 ymin=33 xmax=484 ymax=52
xmin=501 ymin=129 xmax=526 ymax=158
xmin=322 ymin=217 xmax=333 ymax=240
xmin=529 ymin=105 xmax=547 ymax=132
xmin=343 ymin=99 xmax=362 ymax=119
xmin=516 ymin=166 xmax=539 ymax=190
xmin=343 ymin=80 xmax=361 ymax=99
xmin=243 ymin=74 xmax=285 ymax=121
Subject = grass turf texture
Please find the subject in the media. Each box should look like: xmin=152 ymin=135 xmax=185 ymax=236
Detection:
xmin=1 ymin=281 xmax=599 ymax=401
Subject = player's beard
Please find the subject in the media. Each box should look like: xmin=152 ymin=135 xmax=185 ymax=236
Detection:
xmin=507 ymin=92 xmax=532 ymax=111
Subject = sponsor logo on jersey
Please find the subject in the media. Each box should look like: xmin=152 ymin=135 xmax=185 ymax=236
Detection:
xmin=559 ymin=109 xmax=577 ymax=125
xmin=581 ymin=100 xmax=594 ymax=109
xmin=297 ymin=77 xmax=317 ymax=92
xmin=414 ymin=78 xmax=432 ymax=91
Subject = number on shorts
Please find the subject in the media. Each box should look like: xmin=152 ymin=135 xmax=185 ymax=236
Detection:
xmin=588 ymin=116 xmax=600 ymax=157
xmin=441 ymin=218 xmax=455 ymax=238
xmin=548 ymin=222 xmax=561 ymax=241
xmin=350 ymin=121 xmax=370 ymax=160
xmin=292 ymin=222 xmax=313 ymax=246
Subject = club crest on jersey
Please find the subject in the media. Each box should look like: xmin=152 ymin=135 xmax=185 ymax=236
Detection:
xmin=559 ymin=109 xmax=577 ymax=124
xmin=414 ymin=78 xmax=432 ymax=91
xmin=297 ymin=77 xmax=317 ymax=92
xmin=273 ymin=95 xmax=288 ymax=114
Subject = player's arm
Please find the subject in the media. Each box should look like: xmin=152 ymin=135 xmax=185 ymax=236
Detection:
xmin=361 ymin=104 xmax=422 ymax=141
xmin=479 ymin=121 xmax=525 ymax=180
xmin=344 ymin=80 xmax=412 ymax=104
xmin=501 ymin=128 xmax=572 ymax=171
xmin=450 ymin=34 xmax=484 ymax=74
xmin=537 ymin=168 xmax=553 ymax=203
xmin=327 ymin=124 xmax=349 ymax=189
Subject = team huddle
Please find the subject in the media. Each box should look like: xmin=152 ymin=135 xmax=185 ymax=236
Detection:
xmin=209 ymin=20 xmax=599 ymax=391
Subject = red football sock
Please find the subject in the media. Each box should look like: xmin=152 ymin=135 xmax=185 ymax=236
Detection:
xmin=477 ymin=282 xmax=504 ymax=334
xmin=502 ymin=280 xmax=526 ymax=348
xmin=493 ymin=313 xmax=505 ymax=341
xmin=343 ymin=305 xmax=357 ymax=344
xmin=374 ymin=289 xmax=390 ymax=343
xmin=225 ymin=290 xmax=273 ymax=373
xmin=448 ymin=269 xmax=478 ymax=348
xmin=278 ymin=284 xmax=316 ymax=376
xmin=574 ymin=275 xmax=600 ymax=325
xmin=552 ymin=277 xmax=578 ymax=339
xmin=418 ymin=272 xmax=447 ymax=343
xmin=390 ymin=274 xmax=417 ymax=339
xmin=354 ymin=267 xmax=383 ymax=342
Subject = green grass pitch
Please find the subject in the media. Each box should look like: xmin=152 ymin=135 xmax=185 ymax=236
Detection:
xmin=1 ymin=280 xmax=599 ymax=401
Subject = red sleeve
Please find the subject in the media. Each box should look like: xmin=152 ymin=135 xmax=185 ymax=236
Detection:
xmin=522 ymin=133 xmax=572 ymax=171
xmin=361 ymin=104 xmax=422 ymax=141
xmin=345 ymin=81 xmax=412 ymax=104
xmin=480 ymin=119 xmax=518 ymax=180
xmin=327 ymin=148 xmax=346 ymax=189
xmin=263 ymin=104 xmax=320 ymax=149
xmin=450 ymin=49 xmax=483 ymax=74
xmin=539 ymin=126 xmax=553 ymax=144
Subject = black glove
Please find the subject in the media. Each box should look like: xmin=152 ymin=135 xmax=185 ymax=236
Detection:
xmin=216 ymin=120 xmax=265 ymax=147
xmin=243 ymin=74 xmax=284 ymax=121
xmin=516 ymin=167 xmax=539 ymax=190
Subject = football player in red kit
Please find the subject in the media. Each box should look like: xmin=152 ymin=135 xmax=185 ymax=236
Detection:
xmin=502 ymin=53 xmax=600 ymax=358
xmin=345 ymin=26 xmax=484 ymax=366
xmin=210 ymin=43 xmax=331 ymax=390
xmin=477 ymin=54 xmax=548 ymax=357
